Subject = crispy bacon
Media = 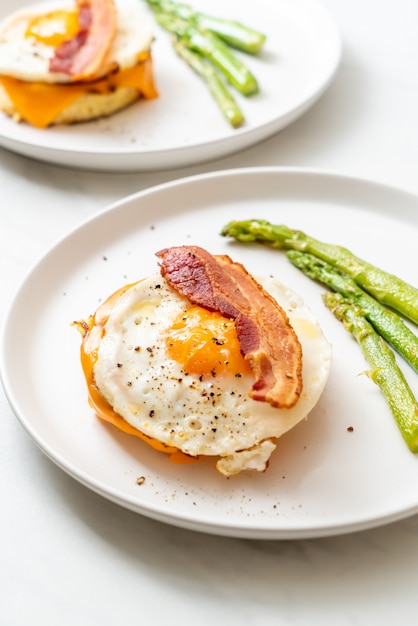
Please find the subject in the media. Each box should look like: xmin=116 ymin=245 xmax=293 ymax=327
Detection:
xmin=157 ymin=246 xmax=303 ymax=409
xmin=49 ymin=30 xmax=89 ymax=74
xmin=49 ymin=0 xmax=117 ymax=81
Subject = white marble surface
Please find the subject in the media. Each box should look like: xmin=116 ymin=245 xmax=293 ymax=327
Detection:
xmin=1 ymin=0 xmax=418 ymax=624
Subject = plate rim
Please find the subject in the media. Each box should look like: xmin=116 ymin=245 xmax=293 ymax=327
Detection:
xmin=2 ymin=165 xmax=418 ymax=540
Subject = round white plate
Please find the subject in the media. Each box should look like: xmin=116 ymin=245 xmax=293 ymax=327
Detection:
xmin=2 ymin=168 xmax=418 ymax=539
xmin=0 ymin=0 xmax=341 ymax=171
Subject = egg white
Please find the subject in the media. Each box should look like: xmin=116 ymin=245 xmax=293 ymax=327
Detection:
xmin=0 ymin=0 xmax=154 ymax=83
xmin=93 ymin=273 xmax=332 ymax=476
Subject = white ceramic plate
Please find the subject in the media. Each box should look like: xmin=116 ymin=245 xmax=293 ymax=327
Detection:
xmin=2 ymin=168 xmax=418 ymax=539
xmin=0 ymin=0 xmax=341 ymax=171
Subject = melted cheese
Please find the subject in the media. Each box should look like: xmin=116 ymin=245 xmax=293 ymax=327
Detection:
xmin=0 ymin=52 xmax=158 ymax=128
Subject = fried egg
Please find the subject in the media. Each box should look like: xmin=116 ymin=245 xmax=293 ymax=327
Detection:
xmin=80 ymin=272 xmax=331 ymax=476
xmin=0 ymin=0 xmax=154 ymax=83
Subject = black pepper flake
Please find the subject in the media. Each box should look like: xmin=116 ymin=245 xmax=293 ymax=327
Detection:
xmin=134 ymin=346 xmax=140 ymax=352
xmin=117 ymin=363 xmax=123 ymax=368
xmin=127 ymin=381 xmax=132 ymax=386
xmin=235 ymin=373 xmax=242 ymax=378
xmin=154 ymin=284 xmax=161 ymax=289
xmin=102 ymin=256 xmax=108 ymax=261
xmin=211 ymin=337 xmax=225 ymax=346
xmin=149 ymin=410 xmax=155 ymax=417
xmin=347 ymin=426 xmax=354 ymax=432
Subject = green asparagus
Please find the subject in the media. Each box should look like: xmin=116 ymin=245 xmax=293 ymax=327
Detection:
xmin=324 ymin=292 xmax=418 ymax=452
xmin=287 ymin=250 xmax=418 ymax=373
xmin=144 ymin=0 xmax=266 ymax=54
xmin=221 ymin=219 xmax=418 ymax=325
xmin=173 ymin=40 xmax=244 ymax=127
xmin=155 ymin=13 xmax=259 ymax=95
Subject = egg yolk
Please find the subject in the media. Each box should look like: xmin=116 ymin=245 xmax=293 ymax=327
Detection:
xmin=25 ymin=10 xmax=80 ymax=47
xmin=166 ymin=306 xmax=252 ymax=378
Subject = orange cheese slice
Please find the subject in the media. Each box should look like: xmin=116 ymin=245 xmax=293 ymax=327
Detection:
xmin=0 ymin=52 xmax=158 ymax=128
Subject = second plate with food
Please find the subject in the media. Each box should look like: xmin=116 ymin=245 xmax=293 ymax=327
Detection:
xmin=0 ymin=0 xmax=341 ymax=170
xmin=1 ymin=167 xmax=418 ymax=539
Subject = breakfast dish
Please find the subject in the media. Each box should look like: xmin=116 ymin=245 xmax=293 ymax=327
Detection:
xmin=0 ymin=0 xmax=158 ymax=128
xmin=75 ymin=246 xmax=331 ymax=476
xmin=3 ymin=168 xmax=417 ymax=539
xmin=0 ymin=0 xmax=342 ymax=170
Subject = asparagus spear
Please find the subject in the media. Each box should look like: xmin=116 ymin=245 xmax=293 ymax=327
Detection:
xmin=154 ymin=13 xmax=259 ymax=95
xmin=287 ymin=250 xmax=418 ymax=373
xmin=324 ymin=292 xmax=418 ymax=452
xmin=173 ymin=39 xmax=244 ymax=127
xmin=144 ymin=0 xmax=266 ymax=54
xmin=190 ymin=14 xmax=266 ymax=55
xmin=221 ymin=219 xmax=418 ymax=325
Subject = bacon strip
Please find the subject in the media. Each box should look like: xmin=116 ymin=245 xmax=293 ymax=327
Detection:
xmin=157 ymin=246 xmax=303 ymax=409
xmin=49 ymin=0 xmax=117 ymax=81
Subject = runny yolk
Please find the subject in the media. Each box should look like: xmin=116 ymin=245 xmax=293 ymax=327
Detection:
xmin=25 ymin=10 xmax=80 ymax=47
xmin=166 ymin=306 xmax=252 ymax=377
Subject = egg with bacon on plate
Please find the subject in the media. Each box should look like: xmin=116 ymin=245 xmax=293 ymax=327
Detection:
xmin=0 ymin=0 xmax=158 ymax=128
xmin=75 ymin=246 xmax=332 ymax=477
